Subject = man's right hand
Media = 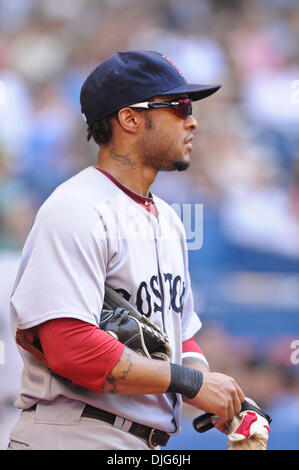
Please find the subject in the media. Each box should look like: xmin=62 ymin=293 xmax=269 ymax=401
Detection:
xmin=190 ymin=371 xmax=245 ymax=433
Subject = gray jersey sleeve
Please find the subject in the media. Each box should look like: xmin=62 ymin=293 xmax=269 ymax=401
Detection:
xmin=11 ymin=194 xmax=108 ymax=329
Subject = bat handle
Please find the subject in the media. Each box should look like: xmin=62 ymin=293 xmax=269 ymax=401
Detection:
xmin=193 ymin=412 xmax=218 ymax=433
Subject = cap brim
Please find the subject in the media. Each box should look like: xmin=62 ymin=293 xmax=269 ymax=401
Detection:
xmin=160 ymin=83 xmax=221 ymax=101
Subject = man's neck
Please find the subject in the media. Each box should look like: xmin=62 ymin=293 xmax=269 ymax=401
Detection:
xmin=94 ymin=146 xmax=158 ymax=197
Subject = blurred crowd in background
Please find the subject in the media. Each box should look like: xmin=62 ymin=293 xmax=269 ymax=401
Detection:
xmin=0 ymin=0 xmax=298 ymax=450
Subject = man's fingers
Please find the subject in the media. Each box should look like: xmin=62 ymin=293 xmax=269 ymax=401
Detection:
xmin=219 ymin=384 xmax=243 ymax=427
xmin=217 ymin=403 xmax=229 ymax=428
xmin=228 ymin=399 xmax=235 ymax=422
xmin=233 ymin=389 xmax=242 ymax=416
xmin=214 ymin=420 xmax=230 ymax=435
xmin=218 ymin=386 xmax=243 ymax=432
xmin=237 ymin=384 xmax=245 ymax=404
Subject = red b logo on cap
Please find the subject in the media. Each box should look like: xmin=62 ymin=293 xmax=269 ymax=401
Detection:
xmin=163 ymin=55 xmax=184 ymax=76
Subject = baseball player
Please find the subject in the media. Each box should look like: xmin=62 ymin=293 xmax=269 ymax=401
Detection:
xmin=8 ymin=51 xmax=270 ymax=450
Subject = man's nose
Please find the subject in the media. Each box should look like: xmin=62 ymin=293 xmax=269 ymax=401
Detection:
xmin=185 ymin=115 xmax=198 ymax=130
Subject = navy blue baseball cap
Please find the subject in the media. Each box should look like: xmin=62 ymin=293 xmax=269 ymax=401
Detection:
xmin=80 ymin=50 xmax=221 ymax=126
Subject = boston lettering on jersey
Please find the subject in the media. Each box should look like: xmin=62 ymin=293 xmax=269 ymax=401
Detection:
xmin=115 ymin=273 xmax=186 ymax=318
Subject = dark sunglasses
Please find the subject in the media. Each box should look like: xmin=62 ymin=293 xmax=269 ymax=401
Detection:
xmin=130 ymin=98 xmax=193 ymax=120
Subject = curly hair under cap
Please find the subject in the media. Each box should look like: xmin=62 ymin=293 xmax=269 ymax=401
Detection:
xmin=86 ymin=108 xmax=148 ymax=147
xmin=86 ymin=112 xmax=118 ymax=146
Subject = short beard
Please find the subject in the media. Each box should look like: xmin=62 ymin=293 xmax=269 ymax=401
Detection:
xmin=172 ymin=159 xmax=191 ymax=172
xmin=139 ymin=113 xmax=191 ymax=172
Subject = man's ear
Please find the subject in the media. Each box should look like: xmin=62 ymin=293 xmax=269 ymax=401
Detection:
xmin=117 ymin=107 xmax=141 ymax=134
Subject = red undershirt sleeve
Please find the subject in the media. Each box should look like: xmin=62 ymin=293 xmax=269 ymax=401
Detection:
xmin=37 ymin=318 xmax=125 ymax=394
xmin=182 ymin=337 xmax=209 ymax=368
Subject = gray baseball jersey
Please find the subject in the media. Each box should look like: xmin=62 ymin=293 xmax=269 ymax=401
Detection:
xmin=10 ymin=166 xmax=202 ymax=435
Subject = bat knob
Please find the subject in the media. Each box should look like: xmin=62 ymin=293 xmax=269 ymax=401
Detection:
xmin=193 ymin=412 xmax=216 ymax=433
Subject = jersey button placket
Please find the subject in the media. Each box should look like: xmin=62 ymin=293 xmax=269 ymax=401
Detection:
xmin=154 ymin=221 xmax=166 ymax=334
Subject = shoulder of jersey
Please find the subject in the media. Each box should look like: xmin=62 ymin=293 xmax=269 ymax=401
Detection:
xmin=38 ymin=168 xmax=113 ymax=208
xmin=34 ymin=168 xmax=103 ymax=218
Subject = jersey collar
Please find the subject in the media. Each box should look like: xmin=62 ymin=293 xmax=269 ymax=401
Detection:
xmin=94 ymin=167 xmax=157 ymax=216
